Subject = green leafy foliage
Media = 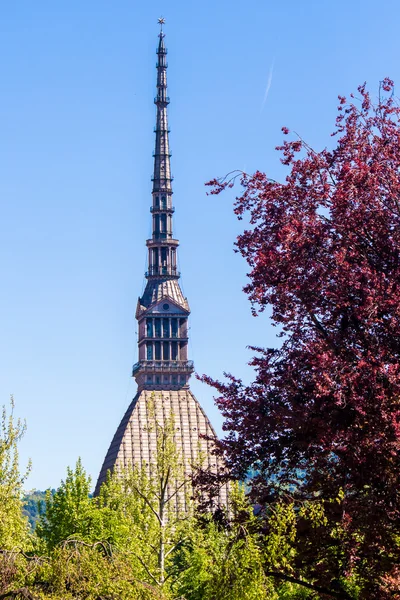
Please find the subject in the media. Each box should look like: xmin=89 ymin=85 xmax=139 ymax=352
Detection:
xmin=0 ymin=397 xmax=31 ymax=550
xmin=173 ymin=484 xmax=274 ymax=600
xmin=96 ymin=395 xmax=196 ymax=592
xmin=0 ymin=398 xmax=363 ymax=599
xmin=36 ymin=458 xmax=96 ymax=549
xmin=1 ymin=543 xmax=161 ymax=600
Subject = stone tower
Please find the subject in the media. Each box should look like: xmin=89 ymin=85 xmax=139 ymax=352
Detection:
xmin=94 ymin=24 xmax=224 ymax=503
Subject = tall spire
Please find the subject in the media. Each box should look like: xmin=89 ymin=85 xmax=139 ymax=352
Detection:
xmin=145 ymin=20 xmax=177 ymax=279
xmin=132 ymin=21 xmax=193 ymax=391
xmin=94 ymin=23 xmax=227 ymax=511
xmin=153 ymin=20 xmax=172 ymax=195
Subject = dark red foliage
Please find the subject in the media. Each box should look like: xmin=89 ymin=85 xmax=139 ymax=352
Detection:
xmin=204 ymin=79 xmax=400 ymax=597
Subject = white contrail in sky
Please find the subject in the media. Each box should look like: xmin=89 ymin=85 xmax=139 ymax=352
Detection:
xmin=261 ymin=59 xmax=275 ymax=112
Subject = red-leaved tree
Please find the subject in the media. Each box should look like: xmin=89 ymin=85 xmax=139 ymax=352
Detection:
xmin=204 ymin=79 xmax=400 ymax=598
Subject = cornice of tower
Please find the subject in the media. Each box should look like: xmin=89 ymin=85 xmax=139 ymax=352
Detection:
xmin=136 ymin=296 xmax=190 ymax=320
xmin=146 ymin=238 xmax=179 ymax=248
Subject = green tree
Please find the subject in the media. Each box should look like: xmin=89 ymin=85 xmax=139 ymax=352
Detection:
xmin=0 ymin=396 xmax=31 ymax=550
xmin=36 ymin=397 xmax=198 ymax=595
xmin=28 ymin=542 xmax=160 ymax=600
xmin=173 ymin=483 xmax=274 ymax=600
xmin=97 ymin=396 xmax=194 ymax=594
xmin=173 ymin=484 xmax=337 ymax=600
xmin=36 ymin=458 xmax=95 ymax=549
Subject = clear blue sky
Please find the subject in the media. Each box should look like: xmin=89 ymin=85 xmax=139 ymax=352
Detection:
xmin=0 ymin=0 xmax=399 ymax=491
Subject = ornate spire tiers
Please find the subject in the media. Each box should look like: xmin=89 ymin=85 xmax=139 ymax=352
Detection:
xmin=133 ymin=21 xmax=192 ymax=391
xmin=95 ymin=22 xmax=225 ymax=506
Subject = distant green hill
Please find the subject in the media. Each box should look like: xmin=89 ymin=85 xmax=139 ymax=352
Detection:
xmin=22 ymin=489 xmax=54 ymax=530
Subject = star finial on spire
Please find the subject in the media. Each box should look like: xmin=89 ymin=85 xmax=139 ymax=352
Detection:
xmin=158 ymin=17 xmax=165 ymax=31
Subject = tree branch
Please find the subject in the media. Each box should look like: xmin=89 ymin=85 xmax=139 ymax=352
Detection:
xmin=307 ymin=310 xmax=330 ymax=340
xmin=130 ymin=485 xmax=162 ymax=526
xmin=164 ymin=537 xmax=188 ymax=559
xmin=60 ymin=539 xmax=113 ymax=557
xmin=265 ymin=571 xmax=353 ymax=599
xmin=0 ymin=589 xmax=38 ymax=600
xmin=133 ymin=553 xmax=160 ymax=587
xmin=160 ymin=466 xmax=171 ymax=500
xmin=165 ymin=479 xmax=189 ymax=504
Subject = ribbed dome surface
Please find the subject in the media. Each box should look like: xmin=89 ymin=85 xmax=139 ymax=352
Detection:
xmin=95 ymin=389 xmax=227 ymax=508
xmin=139 ymin=278 xmax=189 ymax=311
